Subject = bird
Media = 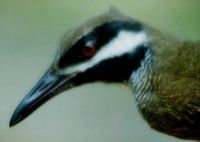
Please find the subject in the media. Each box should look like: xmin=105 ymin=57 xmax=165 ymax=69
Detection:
xmin=10 ymin=8 xmax=200 ymax=141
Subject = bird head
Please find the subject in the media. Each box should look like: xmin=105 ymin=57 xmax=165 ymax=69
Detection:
xmin=10 ymin=9 xmax=150 ymax=127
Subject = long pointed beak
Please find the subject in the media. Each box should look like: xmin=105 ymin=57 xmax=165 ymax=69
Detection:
xmin=10 ymin=68 xmax=76 ymax=127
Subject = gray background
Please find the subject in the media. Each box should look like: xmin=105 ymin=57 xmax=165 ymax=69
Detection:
xmin=0 ymin=0 xmax=200 ymax=142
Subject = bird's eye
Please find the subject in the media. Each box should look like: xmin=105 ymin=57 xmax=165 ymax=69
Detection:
xmin=82 ymin=42 xmax=96 ymax=57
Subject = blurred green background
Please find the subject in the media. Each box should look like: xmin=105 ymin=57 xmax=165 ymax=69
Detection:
xmin=0 ymin=0 xmax=199 ymax=142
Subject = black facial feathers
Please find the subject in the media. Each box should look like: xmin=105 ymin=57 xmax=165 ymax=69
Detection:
xmin=58 ymin=20 xmax=143 ymax=68
xmin=72 ymin=44 xmax=149 ymax=85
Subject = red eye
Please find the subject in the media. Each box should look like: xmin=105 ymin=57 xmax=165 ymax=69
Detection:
xmin=82 ymin=44 xmax=96 ymax=57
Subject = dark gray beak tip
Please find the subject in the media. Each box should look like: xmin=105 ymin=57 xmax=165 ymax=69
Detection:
xmin=9 ymin=68 xmax=76 ymax=127
xmin=9 ymin=118 xmax=16 ymax=127
xmin=9 ymin=108 xmax=22 ymax=127
xmin=9 ymin=101 xmax=30 ymax=127
xmin=9 ymin=114 xmax=19 ymax=127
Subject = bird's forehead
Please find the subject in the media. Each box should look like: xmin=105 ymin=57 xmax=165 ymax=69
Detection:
xmin=54 ymin=10 xmax=131 ymax=63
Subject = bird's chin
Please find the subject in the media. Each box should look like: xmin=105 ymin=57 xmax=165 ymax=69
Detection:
xmin=9 ymin=68 xmax=78 ymax=127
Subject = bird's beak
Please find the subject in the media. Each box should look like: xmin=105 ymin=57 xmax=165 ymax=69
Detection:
xmin=9 ymin=68 xmax=76 ymax=127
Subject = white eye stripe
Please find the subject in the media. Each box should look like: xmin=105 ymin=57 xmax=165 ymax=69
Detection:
xmin=63 ymin=30 xmax=148 ymax=74
xmin=93 ymin=31 xmax=147 ymax=61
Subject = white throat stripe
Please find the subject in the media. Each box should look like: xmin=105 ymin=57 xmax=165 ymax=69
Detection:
xmin=64 ymin=31 xmax=148 ymax=74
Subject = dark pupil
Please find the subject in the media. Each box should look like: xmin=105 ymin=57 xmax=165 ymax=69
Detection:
xmin=85 ymin=46 xmax=92 ymax=52
xmin=83 ymin=44 xmax=96 ymax=56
